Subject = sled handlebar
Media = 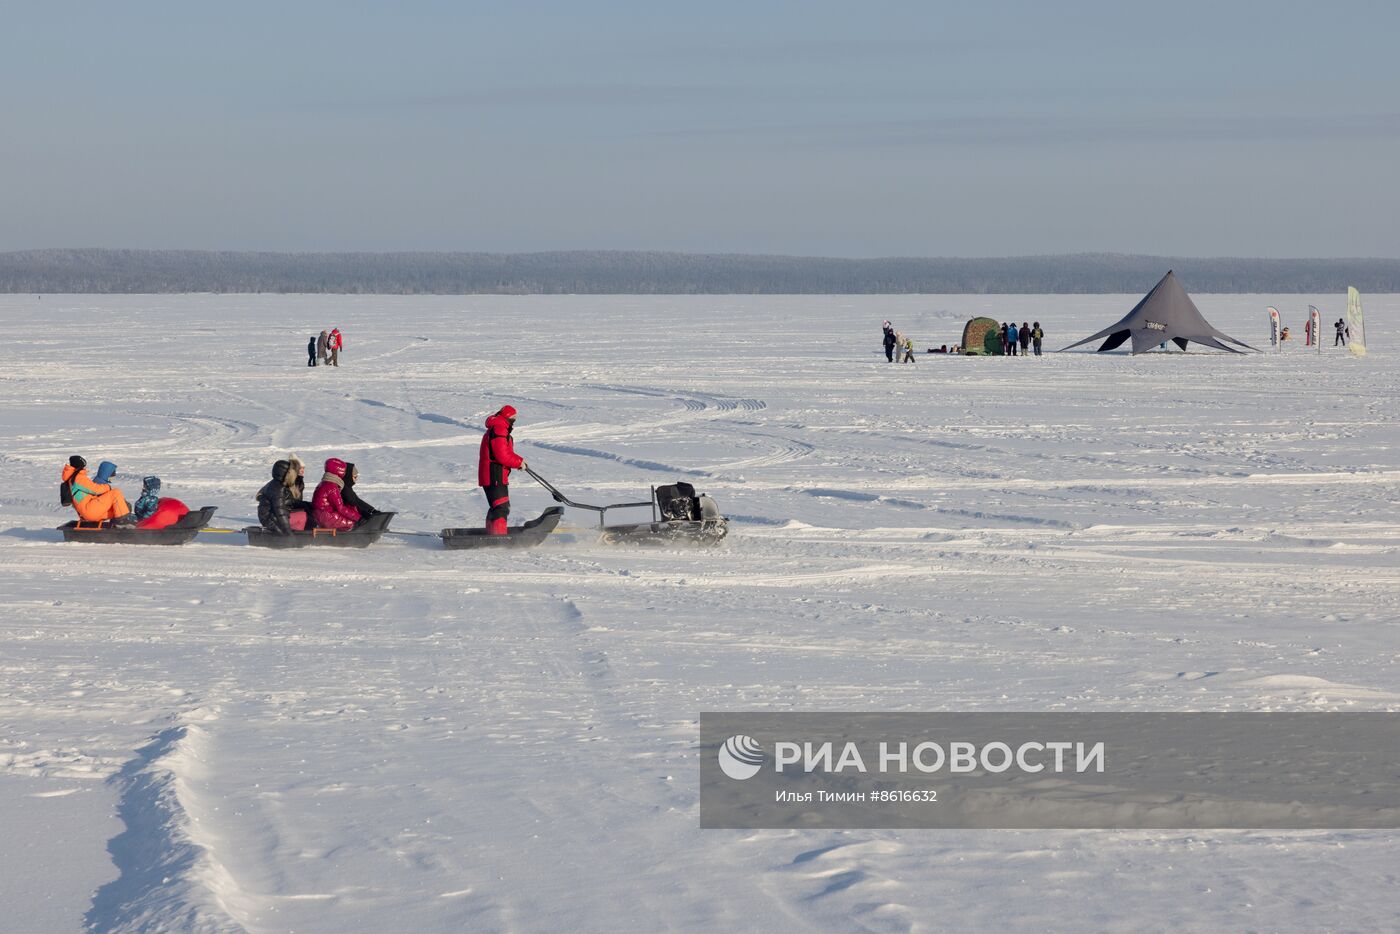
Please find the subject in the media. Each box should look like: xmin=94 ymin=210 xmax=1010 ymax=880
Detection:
xmin=525 ymin=467 xmax=654 ymax=528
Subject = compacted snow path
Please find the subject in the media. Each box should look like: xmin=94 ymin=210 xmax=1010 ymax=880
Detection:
xmin=1 ymin=293 xmax=1398 ymax=932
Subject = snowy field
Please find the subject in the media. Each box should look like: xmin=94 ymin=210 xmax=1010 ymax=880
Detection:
xmin=2 ymin=292 xmax=1398 ymax=933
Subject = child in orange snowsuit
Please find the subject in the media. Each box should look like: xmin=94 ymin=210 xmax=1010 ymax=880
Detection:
xmin=61 ymin=457 xmax=132 ymax=523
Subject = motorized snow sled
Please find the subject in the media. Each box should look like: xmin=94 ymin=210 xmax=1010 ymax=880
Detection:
xmin=58 ymin=506 xmax=219 ymax=545
xmin=526 ymin=469 xmax=727 ymax=545
xmin=441 ymin=505 xmax=564 ymax=550
xmin=242 ymin=511 xmax=396 ymax=549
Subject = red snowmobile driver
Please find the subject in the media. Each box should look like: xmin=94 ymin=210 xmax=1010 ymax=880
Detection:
xmin=479 ymin=405 xmax=527 ymax=535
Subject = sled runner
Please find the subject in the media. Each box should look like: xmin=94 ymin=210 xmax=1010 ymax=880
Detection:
xmin=59 ymin=506 xmax=218 ymax=545
xmin=242 ymin=511 xmax=396 ymax=549
xmin=441 ymin=506 xmax=564 ymax=550
xmin=525 ymin=469 xmax=728 ymax=545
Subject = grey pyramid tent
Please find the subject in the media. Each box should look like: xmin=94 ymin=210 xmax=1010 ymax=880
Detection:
xmin=1062 ymin=270 xmax=1255 ymax=354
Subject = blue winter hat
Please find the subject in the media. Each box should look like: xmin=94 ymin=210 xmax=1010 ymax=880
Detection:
xmin=94 ymin=461 xmax=117 ymax=483
xmin=142 ymin=476 xmax=161 ymax=493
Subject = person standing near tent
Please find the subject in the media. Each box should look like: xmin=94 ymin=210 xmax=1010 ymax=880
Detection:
xmin=882 ymin=321 xmax=896 ymax=362
xmin=1018 ymin=321 xmax=1031 ymax=356
xmin=328 ymin=328 xmax=343 ymax=366
xmin=1006 ymin=322 xmax=1020 ymax=356
xmin=479 ymin=405 xmax=527 ymax=535
xmin=1031 ymin=321 xmax=1044 ymax=356
xmin=999 ymin=323 xmax=1009 ymax=355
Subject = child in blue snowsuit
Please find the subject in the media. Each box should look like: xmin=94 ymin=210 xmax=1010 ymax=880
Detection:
xmin=133 ymin=476 xmax=162 ymax=521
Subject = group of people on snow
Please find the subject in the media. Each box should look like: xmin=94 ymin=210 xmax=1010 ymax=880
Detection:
xmin=998 ymin=321 xmax=1045 ymax=356
xmin=256 ymin=455 xmax=380 ymax=535
xmin=880 ymin=312 xmax=1357 ymax=357
xmin=307 ymin=328 xmax=344 ymax=367
xmin=63 ymin=405 xmax=531 ymax=538
xmin=880 ymin=319 xmax=1045 ymax=359
xmin=881 ymin=321 xmax=916 ymax=363
xmin=251 ymin=404 xmax=528 ymax=538
xmin=59 ymin=456 xmax=190 ymax=529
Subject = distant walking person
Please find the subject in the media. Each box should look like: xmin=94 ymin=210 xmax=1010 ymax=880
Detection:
xmin=902 ymin=337 xmax=915 ymax=363
xmin=1006 ymin=322 xmax=1020 ymax=356
xmin=328 ymin=328 xmax=343 ymax=366
xmin=317 ymin=330 xmax=330 ymax=364
xmin=1018 ymin=321 xmax=1031 ymax=356
xmin=882 ymin=320 xmax=897 ymax=362
xmin=307 ymin=335 xmax=318 ymax=367
xmin=1031 ymin=321 xmax=1044 ymax=356
xmin=1334 ymin=318 xmax=1348 ymax=346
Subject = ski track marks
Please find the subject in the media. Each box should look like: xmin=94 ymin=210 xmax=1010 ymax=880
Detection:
xmin=528 ymin=440 xmax=713 ymax=478
xmin=86 ymin=718 xmax=251 ymax=933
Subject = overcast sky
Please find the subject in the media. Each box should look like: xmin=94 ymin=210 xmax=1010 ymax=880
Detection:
xmin=2 ymin=1 xmax=1398 ymax=256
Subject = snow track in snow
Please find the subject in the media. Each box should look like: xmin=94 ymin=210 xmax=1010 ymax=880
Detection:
xmin=86 ymin=718 xmax=250 ymax=933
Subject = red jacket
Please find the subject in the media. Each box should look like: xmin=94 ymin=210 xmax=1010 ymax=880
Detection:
xmin=329 ymin=329 xmax=343 ymax=350
xmin=478 ymin=406 xmax=523 ymax=487
xmin=312 ymin=458 xmax=361 ymax=530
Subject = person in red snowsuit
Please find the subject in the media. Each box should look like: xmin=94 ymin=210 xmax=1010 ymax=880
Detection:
xmin=479 ymin=405 xmax=526 ymax=535
xmin=312 ymin=457 xmax=362 ymax=530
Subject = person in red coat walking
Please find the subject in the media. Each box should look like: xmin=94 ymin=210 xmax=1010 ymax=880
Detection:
xmin=312 ymin=457 xmax=361 ymax=530
xmin=328 ymin=328 xmax=344 ymax=366
xmin=479 ymin=405 xmax=527 ymax=535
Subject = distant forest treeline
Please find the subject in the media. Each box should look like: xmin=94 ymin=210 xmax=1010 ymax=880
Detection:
xmin=3 ymin=249 xmax=1400 ymax=294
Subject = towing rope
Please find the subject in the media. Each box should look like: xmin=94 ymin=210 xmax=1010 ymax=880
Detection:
xmin=196 ymin=526 xmax=572 ymax=539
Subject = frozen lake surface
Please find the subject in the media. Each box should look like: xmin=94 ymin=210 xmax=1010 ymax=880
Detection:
xmin=1 ymin=292 xmax=1397 ymax=932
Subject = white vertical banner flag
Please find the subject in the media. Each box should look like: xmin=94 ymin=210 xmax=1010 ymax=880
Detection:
xmin=1268 ymin=307 xmax=1281 ymax=350
xmin=1347 ymin=287 xmax=1367 ymax=357
xmin=1308 ymin=306 xmax=1321 ymax=353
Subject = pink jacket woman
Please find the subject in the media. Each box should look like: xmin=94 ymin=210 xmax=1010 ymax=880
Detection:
xmin=311 ymin=458 xmax=361 ymax=530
